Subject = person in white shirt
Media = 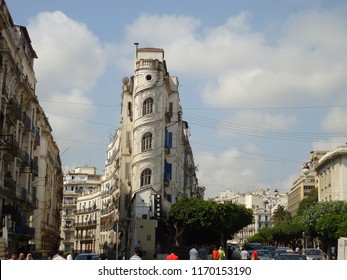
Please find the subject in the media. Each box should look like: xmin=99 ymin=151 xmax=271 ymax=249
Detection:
xmin=189 ymin=245 xmax=199 ymax=260
xmin=240 ymin=248 xmax=249 ymax=260
xmin=130 ymin=248 xmax=142 ymax=260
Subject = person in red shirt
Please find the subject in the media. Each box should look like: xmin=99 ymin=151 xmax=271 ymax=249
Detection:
xmin=166 ymin=249 xmax=179 ymax=260
xmin=212 ymin=246 xmax=219 ymax=260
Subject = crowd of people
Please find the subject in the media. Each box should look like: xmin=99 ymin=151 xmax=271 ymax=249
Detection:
xmin=8 ymin=252 xmax=33 ymax=260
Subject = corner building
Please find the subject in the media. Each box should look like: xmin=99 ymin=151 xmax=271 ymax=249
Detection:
xmin=103 ymin=46 xmax=201 ymax=259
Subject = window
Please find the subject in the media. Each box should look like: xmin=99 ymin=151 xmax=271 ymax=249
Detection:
xmin=143 ymin=98 xmax=153 ymax=115
xmin=142 ymin=133 xmax=152 ymax=151
xmin=141 ymin=169 xmax=152 ymax=187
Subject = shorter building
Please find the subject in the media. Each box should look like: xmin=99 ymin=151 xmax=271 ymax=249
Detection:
xmin=75 ymin=186 xmax=100 ymax=253
xmin=217 ymin=188 xmax=288 ymax=243
xmin=314 ymin=145 xmax=347 ymax=202
xmin=288 ymin=150 xmax=326 ymax=217
xmin=59 ymin=166 xmax=101 ymax=254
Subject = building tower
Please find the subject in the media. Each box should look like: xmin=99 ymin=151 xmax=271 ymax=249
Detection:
xmin=105 ymin=45 xmax=201 ymax=259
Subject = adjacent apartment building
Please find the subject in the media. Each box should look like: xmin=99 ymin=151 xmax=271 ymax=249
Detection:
xmin=0 ymin=0 xmax=63 ymax=258
xmin=59 ymin=166 xmax=101 ymax=255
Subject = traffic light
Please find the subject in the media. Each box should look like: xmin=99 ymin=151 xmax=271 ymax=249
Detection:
xmin=153 ymin=194 xmax=161 ymax=219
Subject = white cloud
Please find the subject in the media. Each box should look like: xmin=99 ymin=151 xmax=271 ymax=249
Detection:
xmin=28 ymin=11 xmax=106 ymax=94
xmin=26 ymin=11 xmax=108 ymax=150
xmin=321 ymin=108 xmax=347 ymax=132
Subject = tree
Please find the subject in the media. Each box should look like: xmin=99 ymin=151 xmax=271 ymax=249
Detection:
xmin=169 ymin=198 xmax=253 ymax=246
xmin=271 ymin=220 xmax=303 ymax=246
xmin=271 ymin=205 xmax=291 ymax=226
xmin=302 ymin=200 xmax=347 ymax=259
xmin=296 ymin=188 xmax=318 ymax=216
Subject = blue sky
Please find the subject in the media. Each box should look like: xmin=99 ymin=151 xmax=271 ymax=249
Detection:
xmin=6 ymin=0 xmax=347 ymax=198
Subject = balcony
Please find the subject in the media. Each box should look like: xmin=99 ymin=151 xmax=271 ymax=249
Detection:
xmin=14 ymin=223 xmax=35 ymax=238
xmin=21 ymin=150 xmax=31 ymax=166
xmin=75 ymin=220 xmax=97 ymax=229
xmin=0 ymin=134 xmax=22 ymax=157
xmin=21 ymin=112 xmax=32 ymax=131
xmin=7 ymin=96 xmax=21 ymax=119
xmin=30 ymin=158 xmax=39 ymax=176
xmin=3 ymin=176 xmax=17 ymax=197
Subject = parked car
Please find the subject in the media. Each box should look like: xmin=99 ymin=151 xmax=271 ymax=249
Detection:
xmin=302 ymin=248 xmax=325 ymax=260
xmin=263 ymin=246 xmax=277 ymax=258
xmin=256 ymin=249 xmax=273 ymax=260
xmin=275 ymin=252 xmax=307 ymax=260
xmin=74 ymin=253 xmax=100 ymax=260
xmin=274 ymin=247 xmax=292 ymax=258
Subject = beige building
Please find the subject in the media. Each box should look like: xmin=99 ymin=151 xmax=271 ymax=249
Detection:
xmin=59 ymin=166 xmax=101 ymax=254
xmin=0 ymin=1 xmax=63 ymax=258
xmin=288 ymin=150 xmax=327 ymax=217
xmin=75 ymin=184 xmax=100 ymax=253
xmin=314 ymin=145 xmax=347 ymax=202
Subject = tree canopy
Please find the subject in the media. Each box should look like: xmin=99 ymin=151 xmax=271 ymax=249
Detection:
xmin=169 ymin=198 xmax=253 ymax=246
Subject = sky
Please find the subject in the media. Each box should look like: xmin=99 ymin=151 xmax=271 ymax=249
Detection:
xmin=6 ymin=0 xmax=347 ymax=199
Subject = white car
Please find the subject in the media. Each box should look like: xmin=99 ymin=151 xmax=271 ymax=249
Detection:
xmin=303 ymin=248 xmax=325 ymax=260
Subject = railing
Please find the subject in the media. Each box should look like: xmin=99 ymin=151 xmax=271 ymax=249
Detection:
xmin=75 ymin=220 xmax=97 ymax=228
xmin=75 ymin=204 xmax=98 ymax=214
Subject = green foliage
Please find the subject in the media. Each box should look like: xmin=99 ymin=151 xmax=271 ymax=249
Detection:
xmin=271 ymin=205 xmax=291 ymax=226
xmin=302 ymin=200 xmax=347 ymax=238
xmin=271 ymin=220 xmax=304 ymax=245
xmin=316 ymin=213 xmax=346 ymax=241
xmin=169 ymin=198 xmax=253 ymax=246
xmin=336 ymin=215 xmax=347 ymax=237
xmin=296 ymin=188 xmax=318 ymax=216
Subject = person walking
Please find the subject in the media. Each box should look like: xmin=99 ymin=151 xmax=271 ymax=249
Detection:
xmin=166 ymin=249 xmax=179 ymax=260
xmin=240 ymin=248 xmax=249 ymax=260
xmin=130 ymin=248 xmax=142 ymax=260
xmin=52 ymin=250 xmax=66 ymax=260
xmin=26 ymin=253 xmax=33 ymax=260
xmin=18 ymin=252 xmax=26 ymax=260
xmin=134 ymin=240 xmax=143 ymax=258
xmin=198 ymin=245 xmax=208 ymax=260
xmin=189 ymin=245 xmax=199 ymax=260
xmin=218 ymin=247 xmax=225 ymax=260
xmin=9 ymin=253 xmax=17 ymax=260
xmin=212 ymin=246 xmax=219 ymax=260
xmin=251 ymin=250 xmax=259 ymax=260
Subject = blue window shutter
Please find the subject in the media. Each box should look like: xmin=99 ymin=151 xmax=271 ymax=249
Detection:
xmin=168 ymin=132 xmax=172 ymax=148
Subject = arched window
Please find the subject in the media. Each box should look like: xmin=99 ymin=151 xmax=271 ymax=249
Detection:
xmin=141 ymin=168 xmax=152 ymax=187
xmin=143 ymin=98 xmax=153 ymax=116
xmin=142 ymin=132 xmax=152 ymax=151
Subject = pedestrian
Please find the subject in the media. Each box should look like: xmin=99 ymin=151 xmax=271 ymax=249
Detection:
xmin=240 ymin=247 xmax=249 ymax=260
xmin=212 ymin=246 xmax=219 ymax=260
xmin=130 ymin=248 xmax=142 ymax=260
xmin=26 ymin=253 xmax=33 ymax=260
xmin=134 ymin=240 xmax=143 ymax=258
xmin=99 ymin=253 xmax=108 ymax=260
xmin=166 ymin=249 xmax=179 ymax=260
xmin=52 ymin=250 xmax=66 ymax=260
xmin=227 ymin=246 xmax=233 ymax=259
xmin=66 ymin=252 xmax=74 ymax=260
xmin=198 ymin=245 xmax=208 ymax=260
xmin=18 ymin=252 xmax=26 ymax=260
xmin=251 ymin=250 xmax=259 ymax=260
xmin=9 ymin=253 xmax=17 ymax=260
xmin=155 ymin=242 xmax=161 ymax=258
xmin=218 ymin=247 xmax=225 ymax=260
xmin=189 ymin=245 xmax=199 ymax=260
